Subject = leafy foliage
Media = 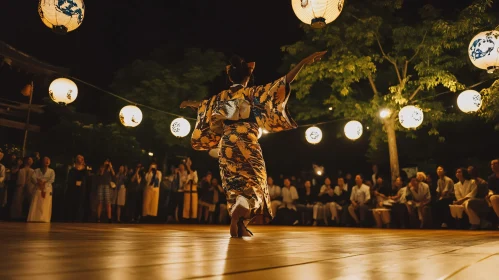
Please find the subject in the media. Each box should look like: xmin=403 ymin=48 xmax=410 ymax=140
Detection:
xmin=282 ymin=0 xmax=497 ymax=155
xmin=111 ymin=48 xmax=226 ymax=146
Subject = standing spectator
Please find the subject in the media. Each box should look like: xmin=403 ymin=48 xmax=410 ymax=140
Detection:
xmin=371 ymin=164 xmax=379 ymax=188
xmin=433 ymin=166 xmax=455 ymax=228
xmin=182 ymin=158 xmax=198 ymax=221
xmin=127 ymin=163 xmax=144 ymax=222
xmin=27 ymin=157 xmax=55 ymax=223
xmin=348 ymin=174 xmax=371 ymax=227
xmin=143 ymin=163 xmax=162 ymax=218
xmin=199 ymin=172 xmax=216 ymax=223
xmin=114 ymin=166 xmax=127 ymax=222
xmin=213 ymin=177 xmax=228 ymax=224
xmin=96 ymin=160 xmax=115 ymax=223
xmin=11 ymin=157 xmax=34 ymax=220
xmin=65 ymin=155 xmax=88 ymax=222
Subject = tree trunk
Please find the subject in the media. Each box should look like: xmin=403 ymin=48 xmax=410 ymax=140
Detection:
xmin=384 ymin=118 xmax=400 ymax=182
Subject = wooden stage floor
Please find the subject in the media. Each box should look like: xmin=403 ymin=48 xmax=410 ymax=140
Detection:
xmin=1 ymin=223 xmax=499 ymax=280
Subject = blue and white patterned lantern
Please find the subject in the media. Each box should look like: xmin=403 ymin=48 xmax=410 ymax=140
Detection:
xmin=344 ymin=120 xmax=363 ymax=140
xmin=38 ymin=0 xmax=85 ymax=34
xmin=171 ymin=118 xmax=191 ymax=138
xmin=305 ymin=126 xmax=323 ymax=144
xmin=469 ymin=30 xmax=499 ymax=73
xmin=292 ymin=0 xmax=344 ymax=29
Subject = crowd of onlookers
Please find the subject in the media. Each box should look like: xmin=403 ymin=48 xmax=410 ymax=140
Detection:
xmin=0 ymin=148 xmax=498 ymax=230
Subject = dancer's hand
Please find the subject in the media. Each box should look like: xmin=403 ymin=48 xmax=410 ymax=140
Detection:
xmin=180 ymin=100 xmax=201 ymax=109
xmin=302 ymin=51 xmax=327 ymax=65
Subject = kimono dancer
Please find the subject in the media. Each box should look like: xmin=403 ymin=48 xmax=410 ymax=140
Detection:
xmin=181 ymin=51 xmax=327 ymax=237
xmin=28 ymin=157 xmax=55 ymax=223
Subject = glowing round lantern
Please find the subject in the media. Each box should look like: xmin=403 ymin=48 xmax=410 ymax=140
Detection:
xmin=171 ymin=118 xmax=191 ymax=138
xmin=344 ymin=120 xmax=363 ymax=140
xmin=469 ymin=30 xmax=499 ymax=73
xmin=305 ymin=126 xmax=323 ymax=144
xmin=38 ymin=0 xmax=85 ymax=34
xmin=457 ymin=90 xmax=482 ymax=113
xmin=49 ymin=78 xmax=78 ymax=105
xmin=119 ymin=105 xmax=143 ymax=127
xmin=291 ymin=0 xmax=344 ymax=28
xmin=398 ymin=105 xmax=424 ymax=129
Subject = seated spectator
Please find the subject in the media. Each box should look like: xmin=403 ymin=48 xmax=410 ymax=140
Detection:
xmin=313 ymin=177 xmax=334 ymax=226
xmin=348 ymin=174 xmax=371 ymax=227
xmin=388 ymin=176 xmax=410 ymax=228
xmin=276 ymin=178 xmax=300 ymax=225
xmin=433 ymin=166 xmax=455 ymax=228
xmin=267 ymin=176 xmax=282 ymax=218
xmin=449 ymin=168 xmax=477 ymax=229
xmin=486 ymin=159 xmax=499 ymax=228
xmin=333 ymin=177 xmax=350 ymax=226
xmin=372 ymin=176 xmax=391 ymax=228
xmin=407 ymin=175 xmax=431 ymax=228
xmin=296 ymin=180 xmax=316 ymax=225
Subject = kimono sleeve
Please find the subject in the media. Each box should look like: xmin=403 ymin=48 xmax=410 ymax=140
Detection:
xmin=191 ymin=96 xmax=222 ymax=151
xmin=251 ymin=76 xmax=298 ymax=133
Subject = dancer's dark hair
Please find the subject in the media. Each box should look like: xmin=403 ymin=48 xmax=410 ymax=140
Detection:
xmin=227 ymin=55 xmax=253 ymax=85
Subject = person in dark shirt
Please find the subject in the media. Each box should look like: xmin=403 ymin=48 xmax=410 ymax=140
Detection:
xmin=487 ymin=159 xmax=499 ymax=226
xmin=297 ymin=180 xmax=316 ymax=225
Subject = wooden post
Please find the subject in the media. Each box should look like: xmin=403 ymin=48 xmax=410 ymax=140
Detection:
xmin=22 ymin=81 xmax=34 ymax=157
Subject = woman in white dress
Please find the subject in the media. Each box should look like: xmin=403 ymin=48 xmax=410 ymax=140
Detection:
xmin=142 ymin=163 xmax=162 ymax=217
xmin=28 ymin=157 xmax=55 ymax=223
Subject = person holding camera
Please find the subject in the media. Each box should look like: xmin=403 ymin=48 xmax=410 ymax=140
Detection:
xmin=96 ymin=159 xmax=115 ymax=223
xmin=143 ymin=163 xmax=162 ymax=217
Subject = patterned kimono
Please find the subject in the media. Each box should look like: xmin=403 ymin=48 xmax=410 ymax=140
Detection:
xmin=191 ymin=76 xmax=297 ymax=220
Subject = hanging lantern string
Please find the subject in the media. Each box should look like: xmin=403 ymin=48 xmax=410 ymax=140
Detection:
xmin=412 ymin=77 xmax=495 ymax=104
xmin=66 ymin=75 xmax=197 ymax=121
xmin=297 ymin=117 xmax=348 ymax=128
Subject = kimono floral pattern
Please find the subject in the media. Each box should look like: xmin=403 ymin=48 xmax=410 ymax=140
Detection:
xmin=191 ymin=76 xmax=297 ymax=220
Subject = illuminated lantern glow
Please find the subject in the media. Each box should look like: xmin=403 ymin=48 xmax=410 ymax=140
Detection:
xmin=291 ymin=0 xmax=344 ymax=29
xmin=398 ymin=105 xmax=424 ymax=129
xmin=38 ymin=0 xmax=85 ymax=34
xmin=313 ymin=164 xmax=324 ymax=176
xmin=457 ymin=90 xmax=482 ymax=113
xmin=49 ymin=78 xmax=78 ymax=105
xmin=305 ymin=126 xmax=323 ymax=144
xmin=344 ymin=120 xmax=363 ymax=140
xmin=379 ymin=109 xmax=391 ymax=119
xmin=469 ymin=30 xmax=499 ymax=73
xmin=171 ymin=118 xmax=191 ymax=138
xmin=119 ymin=105 xmax=143 ymax=127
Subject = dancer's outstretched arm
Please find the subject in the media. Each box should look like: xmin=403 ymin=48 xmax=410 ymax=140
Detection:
xmin=285 ymin=51 xmax=327 ymax=83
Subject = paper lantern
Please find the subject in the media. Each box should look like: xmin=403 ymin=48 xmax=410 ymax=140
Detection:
xmin=119 ymin=105 xmax=143 ymax=127
xmin=291 ymin=0 xmax=344 ymax=28
xmin=305 ymin=126 xmax=323 ymax=144
xmin=469 ymin=30 xmax=499 ymax=73
xmin=209 ymin=148 xmax=220 ymax=158
xmin=313 ymin=164 xmax=324 ymax=176
xmin=38 ymin=0 xmax=85 ymax=34
xmin=457 ymin=90 xmax=482 ymax=113
xmin=398 ymin=105 xmax=424 ymax=129
xmin=344 ymin=120 xmax=363 ymax=140
xmin=379 ymin=109 xmax=391 ymax=119
xmin=49 ymin=78 xmax=78 ymax=105
xmin=171 ymin=118 xmax=191 ymax=138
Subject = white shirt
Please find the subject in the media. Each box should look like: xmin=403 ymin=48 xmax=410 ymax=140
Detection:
xmin=437 ymin=176 xmax=454 ymax=195
xmin=145 ymin=170 xmax=162 ymax=188
xmin=17 ymin=167 xmax=35 ymax=188
xmin=397 ymin=187 xmax=408 ymax=204
xmin=350 ymin=184 xmax=370 ymax=204
xmin=454 ymin=180 xmax=477 ymax=200
xmin=281 ymin=186 xmax=299 ymax=204
xmin=334 ymin=184 xmax=347 ymax=196
xmin=269 ymin=184 xmax=281 ymax=200
xmin=410 ymin=182 xmax=431 ymax=202
xmin=32 ymin=168 xmax=55 ymax=191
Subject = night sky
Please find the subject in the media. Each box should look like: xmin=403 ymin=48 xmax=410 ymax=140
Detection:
xmin=1 ymin=1 xmax=498 ymax=180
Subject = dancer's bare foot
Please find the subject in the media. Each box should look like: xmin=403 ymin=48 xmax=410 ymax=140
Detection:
xmin=230 ymin=203 xmax=250 ymax=238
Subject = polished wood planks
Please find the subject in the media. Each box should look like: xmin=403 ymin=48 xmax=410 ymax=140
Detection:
xmin=0 ymin=223 xmax=498 ymax=279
